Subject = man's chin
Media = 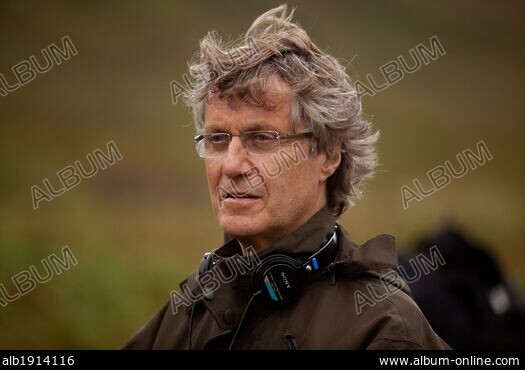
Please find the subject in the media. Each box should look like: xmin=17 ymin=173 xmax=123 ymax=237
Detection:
xmin=218 ymin=214 xmax=266 ymax=239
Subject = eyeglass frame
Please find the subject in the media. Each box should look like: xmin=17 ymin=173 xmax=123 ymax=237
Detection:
xmin=193 ymin=129 xmax=315 ymax=158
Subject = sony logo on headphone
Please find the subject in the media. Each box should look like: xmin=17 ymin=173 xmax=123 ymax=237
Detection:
xmin=281 ymin=272 xmax=291 ymax=289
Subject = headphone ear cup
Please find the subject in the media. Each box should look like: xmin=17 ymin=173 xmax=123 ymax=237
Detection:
xmin=252 ymin=255 xmax=301 ymax=305
xmin=199 ymin=252 xmax=213 ymax=277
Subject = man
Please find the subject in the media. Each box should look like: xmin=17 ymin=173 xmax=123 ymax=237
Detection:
xmin=124 ymin=4 xmax=450 ymax=350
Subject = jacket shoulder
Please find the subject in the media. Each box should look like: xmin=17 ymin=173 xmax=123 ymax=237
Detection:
xmin=122 ymin=300 xmax=171 ymax=349
xmin=342 ymin=275 xmax=450 ymax=349
xmin=122 ymin=272 xmax=200 ymax=349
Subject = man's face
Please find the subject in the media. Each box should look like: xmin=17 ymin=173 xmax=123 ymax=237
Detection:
xmin=203 ymin=84 xmax=338 ymax=251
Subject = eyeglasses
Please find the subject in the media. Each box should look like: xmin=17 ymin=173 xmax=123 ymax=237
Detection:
xmin=193 ymin=130 xmax=314 ymax=158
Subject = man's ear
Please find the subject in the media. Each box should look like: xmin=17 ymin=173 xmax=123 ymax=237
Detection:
xmin=319 ymin=150 xmax=342 ymax=182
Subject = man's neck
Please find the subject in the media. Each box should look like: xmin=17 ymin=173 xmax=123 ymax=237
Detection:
xmin=237 ymin=234 xmax=277 ymax=255
xmin=236 ymin=201 xmax=328 ymax=255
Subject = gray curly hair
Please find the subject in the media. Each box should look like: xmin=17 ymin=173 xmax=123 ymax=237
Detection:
xmin=184 ymin=4 xmax=379 ymax=217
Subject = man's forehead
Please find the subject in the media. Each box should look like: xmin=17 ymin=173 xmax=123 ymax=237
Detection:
xmin=204 ymin=95 xmax=293 ymax=132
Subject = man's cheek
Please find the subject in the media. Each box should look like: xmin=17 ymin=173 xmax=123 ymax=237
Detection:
xmin=207 ymin=180 xmax=220 ymax=210
xmin=256 ymin=155 xmax=283 ymax=178
xmin=211 ymin=189 xmax=219 ymax=210
xmin=264 ymin=177 xmax=285 ymax=201
xmin=243 ymin=166 xmax=265 ymax=190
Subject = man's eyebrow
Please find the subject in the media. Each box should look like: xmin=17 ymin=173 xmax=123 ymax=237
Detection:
xmin=244 ymin=122 xmax=278 ymax=131
xmin=204 ymin=121 xmax=279 ymax=133
xmin=203 ymin=124 xmax=224 ymax=133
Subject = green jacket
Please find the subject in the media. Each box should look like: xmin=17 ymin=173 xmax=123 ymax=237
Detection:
xmin=123 ymin=206 xmax=450 ymax=349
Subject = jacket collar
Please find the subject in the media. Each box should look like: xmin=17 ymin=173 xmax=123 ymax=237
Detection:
xmin=335 ymin=226 xmax=410 ymax=294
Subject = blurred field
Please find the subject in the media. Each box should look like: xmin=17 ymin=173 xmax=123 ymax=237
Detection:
xmin=0 ymin=0 xmax=523 ymax=348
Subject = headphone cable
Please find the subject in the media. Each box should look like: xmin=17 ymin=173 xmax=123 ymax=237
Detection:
xmin=187 ymin=300 xmax=197 ymax=350
xmin=228 ymin=290 xmax=261 ymax=350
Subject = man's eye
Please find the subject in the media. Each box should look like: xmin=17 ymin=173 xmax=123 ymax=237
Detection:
xmin=208 ymin=135 xmax=229 ymax=144
xmin=253 ymin=133 xmax=275 ymax=143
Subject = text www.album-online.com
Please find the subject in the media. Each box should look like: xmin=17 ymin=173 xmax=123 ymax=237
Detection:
xmin=379 ymin=356 xmax=519 ymax=366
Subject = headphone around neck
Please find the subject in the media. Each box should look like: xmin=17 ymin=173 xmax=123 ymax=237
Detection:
xmin=199 ymin=225 xmax=339 ymax=306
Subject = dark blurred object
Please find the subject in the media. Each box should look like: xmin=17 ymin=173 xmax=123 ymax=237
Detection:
xmin=399 ymin=226 xmax=525 ymax=349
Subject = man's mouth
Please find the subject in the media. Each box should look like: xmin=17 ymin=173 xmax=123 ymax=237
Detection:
xmin=221 ymin=192 xmax=262 ymax=200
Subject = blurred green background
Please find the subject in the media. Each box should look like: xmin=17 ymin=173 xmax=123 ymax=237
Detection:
xmin=0 ymin=0 xmax=523 ymax=349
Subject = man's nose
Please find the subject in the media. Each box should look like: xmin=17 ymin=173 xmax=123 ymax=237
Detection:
xmin=221 ymin=137 xmax=251 ymax=178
